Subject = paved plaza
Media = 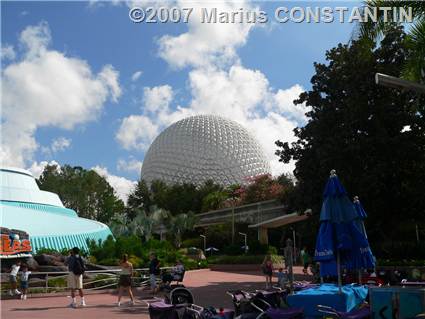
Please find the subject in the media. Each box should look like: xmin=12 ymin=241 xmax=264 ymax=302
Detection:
xmin=2 ymin=269 xmax=310 ymax=319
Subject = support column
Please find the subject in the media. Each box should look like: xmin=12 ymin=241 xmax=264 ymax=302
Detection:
xmin=258 ymin=227 xmax=268 ymax=245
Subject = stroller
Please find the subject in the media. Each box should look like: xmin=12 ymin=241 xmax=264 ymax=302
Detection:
xmin=227 ymin=289 xmax=303 ymax=319
xmin=149 ymin=287 xmax=234 ymax=319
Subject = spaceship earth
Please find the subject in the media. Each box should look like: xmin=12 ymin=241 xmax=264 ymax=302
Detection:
xmin=141 ymin=114 xmax=271 ymax=186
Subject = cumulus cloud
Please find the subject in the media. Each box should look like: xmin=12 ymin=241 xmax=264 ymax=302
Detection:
xmin=143 ymin=85 xmax=173 ymax=114
xmin=1 ymin=21 xmax=121 ymax=167
xmin=51 ymin=137 xmax=72 ymax=153
xmin=131 ymin=70 xmax=143 ymax=81
xmin=115 ymin=115 xmax=159 ymax=151
xmin=117 ymin=157 xmax=143 ymax=174
xmin=1 ymin=44 xmax=16 ymax=61
xmin=92 ymin=165 xmax=136 ymax=202
xmin=158 ymin=1 xmax=255 ymax=69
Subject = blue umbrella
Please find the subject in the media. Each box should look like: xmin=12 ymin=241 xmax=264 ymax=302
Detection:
xmin=314 ymin=170 xmax=374 ymax=288
xmin=352 ymin=196 xmax=375 ymax=271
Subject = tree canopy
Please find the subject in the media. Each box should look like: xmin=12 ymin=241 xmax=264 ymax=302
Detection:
xmin=38 ymin=164 xmax=125 ymax=223
xmin=275 ymin=26 xmax=425 ymax=252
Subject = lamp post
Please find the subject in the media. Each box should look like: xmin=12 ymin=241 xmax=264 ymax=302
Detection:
xmin=200 ymin=235 xmax=206 ymax=254
xmin=239 ymin=232 xmax=248 ymax=254
xmin=375 ymin=73 xmax=425 ymax=94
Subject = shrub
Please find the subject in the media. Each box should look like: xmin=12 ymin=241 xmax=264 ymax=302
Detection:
xmin=181 ymin=238 xmax=201 ymax=248
xmin=223 ymin=244 xmax=243 ymax=255
xmin=98 ymin=258 xmax=119 ymax=266
xmin=48 ymin=277 xmax=67 ymax=288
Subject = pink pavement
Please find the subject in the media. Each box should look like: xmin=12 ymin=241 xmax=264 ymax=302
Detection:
xmin=1 ymin=268 xmax=310 ymax=319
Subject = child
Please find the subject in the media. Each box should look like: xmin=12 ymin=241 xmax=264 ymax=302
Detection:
xmin=9 ymin=260 xmax=21 ymax=296
xmin=276 ymin=268 xmax=287 ymax=288
xmin=20 ymin=264 xmax=31 ymax=300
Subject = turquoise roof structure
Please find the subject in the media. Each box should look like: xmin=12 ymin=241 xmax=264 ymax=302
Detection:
xmin=0 ymin=167 xmax=113 ymax=253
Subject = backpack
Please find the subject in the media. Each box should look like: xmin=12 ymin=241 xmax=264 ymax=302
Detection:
xmin=73 ymin=256 xmax=85 ymax=275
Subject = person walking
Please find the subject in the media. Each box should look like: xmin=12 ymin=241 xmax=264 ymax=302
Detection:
xmin=262 ymin=255 xmax=273 ymax=289
xmin=19 ymin=264 xmax=31 ymax=300
xmin=8 ymin=260 xmax=21 ymax=296
xmin=65 ymin=247 xmax=86 ymax=308
xmin=149 ymin=253 xmax=160 ymax=294
xmin=117 ymin=254 xmax=135 ymax=307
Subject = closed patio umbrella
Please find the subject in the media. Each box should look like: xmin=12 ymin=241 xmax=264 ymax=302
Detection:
xmin=314 ymin=170 xmax=374 ymax=290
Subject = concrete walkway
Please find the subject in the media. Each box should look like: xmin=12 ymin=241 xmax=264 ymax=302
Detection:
xmin=1 ymin=268 xmax=311 ymax=319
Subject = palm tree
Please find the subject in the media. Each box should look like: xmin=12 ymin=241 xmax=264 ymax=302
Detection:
xmin=166 ymin=212 xmax=198 ymax=248
xmin=356 ymin=1 xmax=425 ymax=82
xmin=109 ymin=214 xmax=131 ymax=237
xmin=131 ymin=207 xmax=170 ymax=241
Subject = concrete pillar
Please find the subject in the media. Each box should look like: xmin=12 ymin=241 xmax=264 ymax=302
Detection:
xmin=258 ymin=227 xmax=268 ymax=245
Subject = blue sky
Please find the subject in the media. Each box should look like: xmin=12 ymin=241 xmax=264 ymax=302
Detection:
xmin=1 ymin=1 xmax=360 ymax=201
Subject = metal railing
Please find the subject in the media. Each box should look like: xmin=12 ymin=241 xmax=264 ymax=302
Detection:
xmin=1 ymin=267 xmax=173 ymax=294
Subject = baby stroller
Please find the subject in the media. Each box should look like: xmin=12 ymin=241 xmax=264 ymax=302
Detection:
xmin=149 ymin=287 xmax=234 ymax=319
xmin=227 ymin=289 xmax=303 ymax=319
xmin=164 ymin=287 xmax=195 ymax=305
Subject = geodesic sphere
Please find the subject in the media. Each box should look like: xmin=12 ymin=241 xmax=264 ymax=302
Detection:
xmin=141 ymin=114 xmax=270 ymax=186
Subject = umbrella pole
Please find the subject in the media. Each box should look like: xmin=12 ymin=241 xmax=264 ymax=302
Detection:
xmin=337 ymin=250 xmax=342 ymax=293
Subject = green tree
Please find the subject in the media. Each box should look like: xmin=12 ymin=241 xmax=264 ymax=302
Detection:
xmin=38 ymin=165 xmax=125 ymax=223
xmin=166 ymin=212 xmax=198 ymax=248
xmin=126 ymin=180 xmax=152 ymax=219
xmin=357 ymin=1 xmax=425 ymax=82
xmin=275 ymin=26 xmax=425 ymax=252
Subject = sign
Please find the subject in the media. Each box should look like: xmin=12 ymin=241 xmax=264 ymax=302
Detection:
xmin=0 ymin=227 xmax=32 ymax=258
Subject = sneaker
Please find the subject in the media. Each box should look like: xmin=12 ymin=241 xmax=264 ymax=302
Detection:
xmin=117 ymin=302 xmax=121 ymax=307
xmin=23 ymin=295 xmax=27 ymax=300
xmin=129 ymin=300 xmax=135 ymax=306
xmin=8 ymin=290 xmax=14 ymax=296
xmin=14 ymin=289 xmax=22 ymax=295
xmin=80 ymin=300 xmax=86 ymax=307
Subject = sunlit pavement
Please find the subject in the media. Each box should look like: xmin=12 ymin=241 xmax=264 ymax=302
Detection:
xmin=1 ymin=268 xmax=310 ymax=319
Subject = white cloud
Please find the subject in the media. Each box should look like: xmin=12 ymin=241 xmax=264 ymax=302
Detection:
xmin=116 ymin=115 xmax=159 ymax=151
xmin=158 ymin=1 xmax=256 ymax=69
xmin=51 ymin=137 xmax=72 ymax=153
xmin=92 ymin=166 xmax=136 ymax=202
xmin=143 ymin=85 xmax=173 ymax=114
xmin=1 ymin=21 xmax=121 ymax=167
xmin=1 ymin=44 xmax=16 ymax=61
xmin=27 ymin=160 xmax=60 ymax=179
xmin=131 ymin=70 xmax=143 ymax=81
xmin=274 ymin=84 xmax=309 ymax=123
xmin=117 ymin=157 xmax=143 ymax=174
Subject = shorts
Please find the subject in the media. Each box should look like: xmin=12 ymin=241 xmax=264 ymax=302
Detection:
xmin=9 ymin=275 xmax=17 ymax=283
xmin=68 ymin=272 xmax=83 ymax=289
xmin=119 ymin=275 xmax=132 ymax=287
xmin=150 ymin=274 xmax=157 ymax=289
xmin=20 ymin=281 xmax=29 ymax=289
